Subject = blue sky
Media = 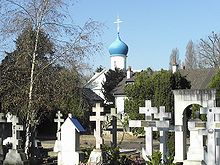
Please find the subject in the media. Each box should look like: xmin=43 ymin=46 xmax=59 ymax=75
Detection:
xmin=72 ymin=0 xmax=220 ymax=71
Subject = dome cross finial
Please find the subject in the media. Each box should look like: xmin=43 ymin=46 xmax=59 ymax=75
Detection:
xmin=114 ymin=16 xmax=123 ymax=33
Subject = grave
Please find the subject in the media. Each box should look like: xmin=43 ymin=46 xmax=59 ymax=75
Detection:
xmin=183 ymin=112 xmax=206 ymax=165
xmin=87 ymin=103 xmax=105 ymax=165
xmin=60 ymin=113 xmax=85 ymax=165
xmin=53 ymin=111 xmax=64 ymax=165
xmin=3 ymin=113 xmax=28 ymax=165
xmin=105 ymin=108 xmax=123 ymax=148
xmin=154 ymin=106 xmax=171 ymax=162
xmin=129 ymin=100 xmax=157 ymax=160
xmin=198 ymin=107 xmax=220 ymax=165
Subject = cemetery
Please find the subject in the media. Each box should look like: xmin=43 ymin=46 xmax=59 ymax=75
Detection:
xmin=0 ymin=89 xmax=219 ymax=164
xmin=1 ymin=20 xmax=220 ymax=164
xmin=1 ymin=2 xmax=220 ymax=164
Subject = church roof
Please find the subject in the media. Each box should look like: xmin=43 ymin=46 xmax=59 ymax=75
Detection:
xmin=109 ymin=33 xmax=128 ymax=56
xmin=112 ymin=68 xmax=218 ymax=96
xmin=179 ymin=68 xmax=218 ymax=89
xmin=85 ymin=69 xmax=107 ymax=87
xmin=113 ymin=76 xmax=135 ymax=95
xmin=82 ymin=88 xmax=104 ymax=104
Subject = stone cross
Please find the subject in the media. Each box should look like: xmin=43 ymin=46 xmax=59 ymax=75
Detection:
xmin=154 ymin=106 xmax=171 ymax=162
xmin=106 ymin=108 xmax=120 ymax=148
xmin=129 ymin=100 xmax=157 ymax=159
xmin=200 ymin=107 xmax=220 ymax=164
xmin=54 ymin=111 xmax=64 ymax=140
xmin=6 ymin=114 xmax=23 ymax=150
xmin=90 ymin=103 xmax=105 ymax=149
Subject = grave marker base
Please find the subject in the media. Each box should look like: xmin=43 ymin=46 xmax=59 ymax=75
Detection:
xmin=3 ymin=149 xmax=29 ymax=165
xmin=87 ymin=149 xmax=103 ymax=165
xmin=183 ymin=160 xmax=206 ymax=165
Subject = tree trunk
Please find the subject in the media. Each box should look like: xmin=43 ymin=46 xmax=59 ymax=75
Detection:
xmin=25 ymin=27 xmax=40 ymax=157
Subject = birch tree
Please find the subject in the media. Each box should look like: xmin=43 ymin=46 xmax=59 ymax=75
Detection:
xmin=0 ymin=0 xmax=103 ymax=157
xmin=197 ymin=31 xmax=220 ymax=68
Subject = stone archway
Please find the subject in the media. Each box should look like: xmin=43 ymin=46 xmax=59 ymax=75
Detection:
xmin=173 ymin=89 xmax=216 ymax=163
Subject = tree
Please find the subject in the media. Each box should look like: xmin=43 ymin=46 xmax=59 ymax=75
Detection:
xmin=95 ymin=65 xmax=104 ymax=73
xmin=184 ymin=40 xmax=197 ymax=69
xmin=197 ymin=31 xmax=220 ymax=68
xmin=208 ymin=69 xmax=220 ymax=106
xmin=0 ymin=0 xmax=103 ymax=156
xmin=0 ymin=28 xmax=92 ymax=158
xmin=0 ymin=27 xmax=55 ymax=117
xmin=169 ymin=48 xmax=181 ymax=70
xmin=102 ymin=68 xmax=125 ymax=104
xmin=125 ymin=69 xmax=190 ymax=123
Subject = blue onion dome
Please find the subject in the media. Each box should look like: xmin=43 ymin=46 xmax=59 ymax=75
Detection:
xmin=109 ymin=33 xmax=128 ymax=56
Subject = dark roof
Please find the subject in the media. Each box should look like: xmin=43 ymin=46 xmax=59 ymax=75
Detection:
xmin=113 ymin=68 xmax=219 ymax=95
xmin=70 ymin=117 xmax=85 ymax=132
xmin=113 ymin=76 xmax=135 ymax=95
xmin=82 ymin=88 xmax=104 ymax=104
xmin=179 ymin=68 xmax=218 ymax=89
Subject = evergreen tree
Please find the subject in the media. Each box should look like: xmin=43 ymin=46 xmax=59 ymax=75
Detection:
xmin=0 ymin=28 xmax=91 ymax=157
xmin=208 ymin=69 xmax=220 ymax=106
xmin=0 ymin=27 xmax=55 ymax=118
xmin=102 ymin=68 xmax=125 ymax=103
xmin=125 ymin=69 xmax=191 ymax=120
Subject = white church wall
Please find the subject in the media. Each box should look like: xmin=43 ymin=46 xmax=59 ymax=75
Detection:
xmin=85 ymin=70 xmax=107 ymax=100
xmin=111 ymin=56 xmax=126 ymax=70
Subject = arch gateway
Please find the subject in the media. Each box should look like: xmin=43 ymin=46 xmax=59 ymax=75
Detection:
xmin=173 ymin=89 xmax=219 ymax=163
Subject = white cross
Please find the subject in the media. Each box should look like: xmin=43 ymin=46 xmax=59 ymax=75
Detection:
xmin=8 ymin=115 xmax=23 ymax=150
xmin=54 ymin=111 xmax=64 ymax=131
xmin=90 ymin=103 xmax=105 ymax=149
xmin=114 ymin=16 xmax=123 ymax=33
xmin=139 ymin=100 xmax=158 ymax=121
xmin=154 ymin=106 xmax=171 ymax=162
xmin=54 ymin=111 xmax=64 ymax=140
xmin=200 ymin=107 xmax=220 ymax=164
xmin=129 ymin=100 xmax=157 ymax=160
xmin=154 ymin=106 xmax=171 ymax=129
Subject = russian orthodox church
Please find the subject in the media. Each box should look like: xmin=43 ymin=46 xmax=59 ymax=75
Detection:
xmin=85 ymin=17 xmax=129 ymax=107
xmin=85 ymin=17 xmax=219 ymax=116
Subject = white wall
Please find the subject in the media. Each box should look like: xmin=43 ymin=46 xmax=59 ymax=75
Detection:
xmin=111 ymin=55 xmax=126 ymax=70
xmin=86 ymin=70 xmax=107 ymax=100
xmin=115 ymin=95 xmax=126 ymax=114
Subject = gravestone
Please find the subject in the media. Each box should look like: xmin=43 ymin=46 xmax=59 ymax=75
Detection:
xmin=61 ymin=113 xmax=85 ymax=165
xmin=184 ymin=112 xmax=205 ymax=165
xmin=105 ymin=108 xmax=122 ymax=148
xmin=154 ymin=106 xmax=171 ymax=162
xmin=199 ymin=107 xmax=220 ymax=165
xmin=53 ymin=111 xmax=64 ymax=165
xmin=87 ymin=103 xmax=105 ymax=165
xmin=54 ymin=111 xmax=64 ymax=140
xmin=129 ymin=100 xmax=157 ymax=160
xmin=3 ymin=114 xmax=28 ymax=165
